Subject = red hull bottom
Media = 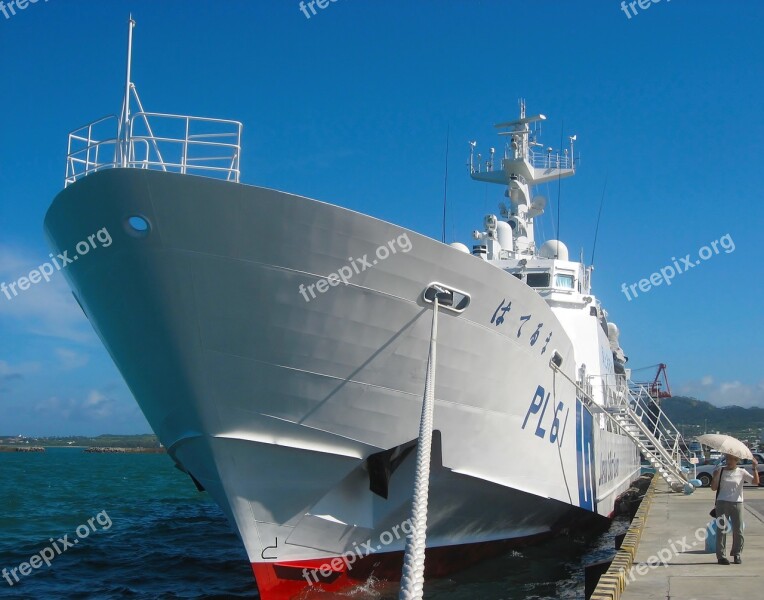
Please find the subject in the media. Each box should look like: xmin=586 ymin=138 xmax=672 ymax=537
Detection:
xmin=251 ymin=533 xmax=554 ymax=600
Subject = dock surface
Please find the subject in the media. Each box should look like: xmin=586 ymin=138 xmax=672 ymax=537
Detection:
xmin=620 ymin=481 xmax=764 ymax=600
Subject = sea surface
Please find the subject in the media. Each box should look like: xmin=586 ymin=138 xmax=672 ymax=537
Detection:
xmin=0 ymin=448 xmax=629 ymax=599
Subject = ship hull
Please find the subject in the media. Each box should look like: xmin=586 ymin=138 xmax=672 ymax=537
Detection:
xmin=45 ymin=169 xmax=640 ymax=598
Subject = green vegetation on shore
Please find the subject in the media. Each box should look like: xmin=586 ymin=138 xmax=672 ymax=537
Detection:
xmin=0 ymin=434 xmax=161 ymax=449
xmin=662 ymin=396 xmax=764 ymax=443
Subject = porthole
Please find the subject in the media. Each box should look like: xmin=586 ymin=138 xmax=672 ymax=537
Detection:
xmin=124 ymin=215 xmax=151 ymax=237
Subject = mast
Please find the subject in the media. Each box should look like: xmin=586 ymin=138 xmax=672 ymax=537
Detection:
xmin=468 ymin=100 xmax=576 ymax=256
xmin=118 ymin=16 xmax=136 ymax=167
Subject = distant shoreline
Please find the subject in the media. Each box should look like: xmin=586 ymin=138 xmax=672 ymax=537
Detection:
xmin=0 ymin=434 xmax=163 ymax=452
xmin=0 ymin=445 xmax=165 ymax=453
xmin=84 ymin=447 xmax=166 ymax=454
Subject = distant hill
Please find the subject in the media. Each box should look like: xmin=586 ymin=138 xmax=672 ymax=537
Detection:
xmin=661 ymin=396 xmax=764 ymax=442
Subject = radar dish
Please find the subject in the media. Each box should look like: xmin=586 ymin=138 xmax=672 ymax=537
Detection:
xmin=527 ymin=195 xmax=547 ymax=218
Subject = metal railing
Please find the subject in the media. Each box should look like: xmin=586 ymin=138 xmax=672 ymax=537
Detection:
xmin=593 ymin=375 xmax=688 ymax=458
xmin=625 ymin=382 xmax=691 ymax=465
xmin=65 ymin=112 xmax=242 ymax=187
xmin=528 ymin=150 xmax=573 ymax=170
xmin=584 ymin=373 xmax=693 ymax=488
xmin=470 ymin=151 xmax=573 ymax=174
xmin=551 ymin=363 xmax=691 ymax=488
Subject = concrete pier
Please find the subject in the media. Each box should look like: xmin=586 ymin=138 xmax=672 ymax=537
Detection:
xmin=593 ymin=477 xmax=764 ymax=599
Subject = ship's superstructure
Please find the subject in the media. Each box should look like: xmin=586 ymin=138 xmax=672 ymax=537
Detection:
xmin=466 ymin=101 xmax=625 ymax=411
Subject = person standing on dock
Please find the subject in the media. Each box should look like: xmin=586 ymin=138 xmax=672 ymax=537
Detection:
xmin=711 ymin=454 xmax=759 ymax=565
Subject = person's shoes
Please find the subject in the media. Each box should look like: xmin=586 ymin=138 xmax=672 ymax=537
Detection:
xmin=718 ymin=557 xmax=730 ymax=565
xmin=733 ymin=555 xmax=742 ymax=564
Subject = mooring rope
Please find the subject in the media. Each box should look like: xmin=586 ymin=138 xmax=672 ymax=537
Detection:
xmin=399 ymin=294 xmax=441 ymax=600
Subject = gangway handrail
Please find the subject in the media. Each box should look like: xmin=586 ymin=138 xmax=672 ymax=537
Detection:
xmin=555 ymin=366 xmax=691 ymax=489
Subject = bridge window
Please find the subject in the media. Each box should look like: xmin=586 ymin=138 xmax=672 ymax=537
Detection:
xmin=555 ymin=274 xmax=575 ymax=289
xmin=526 ymin=272 xmax=550 ymax=288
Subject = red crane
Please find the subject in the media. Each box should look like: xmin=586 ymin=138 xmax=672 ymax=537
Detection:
xmin=634 ymin=363 xmax=672 ymax=401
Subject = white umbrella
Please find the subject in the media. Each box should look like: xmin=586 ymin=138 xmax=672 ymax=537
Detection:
xmin=697 ymin=433 xmax=753 ymax=461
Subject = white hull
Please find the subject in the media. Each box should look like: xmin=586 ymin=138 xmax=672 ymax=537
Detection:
xmin=45 ymin=169 xmax=640 ymax=597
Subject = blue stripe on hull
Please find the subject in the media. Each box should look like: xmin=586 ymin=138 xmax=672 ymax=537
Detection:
xmin=576 ymin=401 xmax=595 ymax=511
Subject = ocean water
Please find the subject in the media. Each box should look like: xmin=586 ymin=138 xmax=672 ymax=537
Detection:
xmin=0 ymin=448 xmax=628 ymax=599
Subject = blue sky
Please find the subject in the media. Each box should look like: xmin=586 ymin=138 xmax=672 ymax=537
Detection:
xmin=1 ymin=0 xmax=762 ymax=436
